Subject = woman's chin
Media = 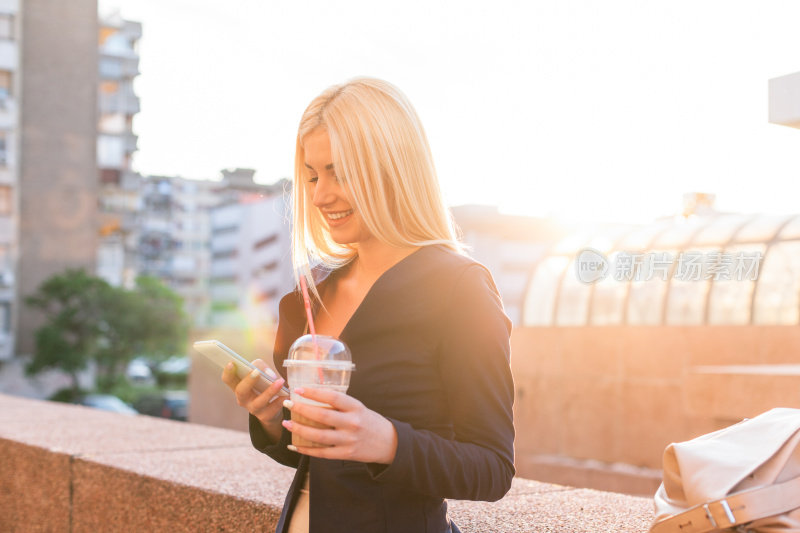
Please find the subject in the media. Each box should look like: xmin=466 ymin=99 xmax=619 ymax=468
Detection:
xmin=329 ymin=231 xmax=358 ymax=245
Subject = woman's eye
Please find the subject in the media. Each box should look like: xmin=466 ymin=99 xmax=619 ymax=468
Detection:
xmin=308 ymin=176 xmax=318 ymax=184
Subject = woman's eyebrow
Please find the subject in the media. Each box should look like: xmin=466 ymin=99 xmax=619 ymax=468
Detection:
xmin=304 ymin=162 xmax=335 ymax=171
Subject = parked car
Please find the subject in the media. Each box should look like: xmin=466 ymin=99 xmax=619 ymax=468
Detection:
xmin=157 ymin=356 xmax=190 ymax=375
xmin=133 ymin=390 xmax=189 ymax=421
xmin=155 ymin=356 xmax=190 ymax=387
xmin=126 ymin=357 xmax=154 ymax=384
xmin=78 ymin=394 xmax=138 ymax=415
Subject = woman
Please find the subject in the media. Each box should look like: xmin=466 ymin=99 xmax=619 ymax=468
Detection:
xmin=222 ymin=77 xmax=515 ymax=533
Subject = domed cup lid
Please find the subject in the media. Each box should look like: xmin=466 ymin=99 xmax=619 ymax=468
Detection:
xmin=283 ymin=334 xmax=355 ymax=371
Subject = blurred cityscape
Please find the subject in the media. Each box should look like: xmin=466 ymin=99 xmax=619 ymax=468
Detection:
xmin=1 ymin=0 xmax=800 ymax=499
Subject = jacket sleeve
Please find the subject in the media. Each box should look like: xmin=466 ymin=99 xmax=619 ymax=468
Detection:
xmin=249 ymin=290 xmax=304 ymax=468
xmin=249 ymin=407 xmax=302 ymax=469
xmin=366 ymin=264 xmax=516 ymax=502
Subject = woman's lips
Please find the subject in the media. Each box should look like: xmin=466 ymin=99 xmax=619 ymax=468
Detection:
xmin=325 ymin=209 xmax=354 ymax=226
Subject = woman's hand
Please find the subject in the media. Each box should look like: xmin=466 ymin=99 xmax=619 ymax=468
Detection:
xmin=282 ymin=387 xmax=398 ymax=465
xmin=221 ymin=359 xmax=286 ymax=442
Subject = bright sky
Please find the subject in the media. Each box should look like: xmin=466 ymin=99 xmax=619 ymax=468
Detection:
xmin=99 ymin=0 xmax=800 ymax=225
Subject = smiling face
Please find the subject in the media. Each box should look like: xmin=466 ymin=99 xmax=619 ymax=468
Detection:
xmin=303 ymin=127 xmax=372 ymax=246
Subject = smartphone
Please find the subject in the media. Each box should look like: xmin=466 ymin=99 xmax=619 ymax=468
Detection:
xmin=193 ymin=340 xmax=290 ymax=396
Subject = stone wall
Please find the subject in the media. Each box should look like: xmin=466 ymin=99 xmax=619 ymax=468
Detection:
xmin=511 ymin=325 xmax=800 ymax=494
xmin=0 ymin=393 xmax=655 ymax=533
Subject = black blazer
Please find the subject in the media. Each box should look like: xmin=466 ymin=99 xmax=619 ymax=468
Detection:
xmin=250 ymin=245 xmax=515 ymax=533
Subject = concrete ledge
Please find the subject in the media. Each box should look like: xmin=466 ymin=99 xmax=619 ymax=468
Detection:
xmin=686 ymin=365 xmax=800 ymax=420
xmin=0 ymin=393 xmax=655 ymax=532
xmin=517 ymin=454 xmax=662 ymax=497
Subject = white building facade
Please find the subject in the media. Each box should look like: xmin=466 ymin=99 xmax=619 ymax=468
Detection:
xmin=208 ymin=189 xmax=293 ymax=329
xmin=96 ymin=12 xmax=142 ymax=288
xmin=0 ymin=0 xmax=18 ymax=360
xmin=138 ymin=175 xmax=220 ymax=326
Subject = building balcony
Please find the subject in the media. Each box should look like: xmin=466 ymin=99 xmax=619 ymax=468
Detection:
xmin=124 ymin=131 xmax=138 ymax=153
xmin=0 ymin=393 xmax=654 ymax=532
xmin=98 ymin=53 xmax=140 ymax=78
xmin=0 ymin=96 xmax=17 ymax=129
xmin=0 ymin=0 xmax=20 ymax=15
xmin=0 ymin=166 xmax=12 ymax=185
xmin=0 ymin=39 xmax=16 ymax=70
xmin=0 ymin=214 xmax=14 ymax=242
xmin=98 ymin=91 xmax=140 ymax=115
xmin=98 ymin=54 xmax=140 ymax=81
xmin=0 ymin=331 xmax=12 ymax=360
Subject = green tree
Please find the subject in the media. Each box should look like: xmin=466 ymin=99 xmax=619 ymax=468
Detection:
xmin=25 ymin=270 xmax=110 ymax=396
xmin=94 ymin=275 xmax=189 ymax=391
xmin=25 ymin=269 xmax=189 ymax=394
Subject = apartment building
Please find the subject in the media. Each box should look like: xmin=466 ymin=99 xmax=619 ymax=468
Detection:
xmin=97 ymin=11 xmax=142 ymax=288
xmin=133 ymin=169 xmax=290 ymax=327
xmin=0 ymin=0 xmax=18 ymax=361
xmin=16 ymin=0 xmax=99 ymax=358
xmin=0 ymin=0 xmax=99 ymax=398
xmin=139 ymin=175 xmax=219 ymax=326
xmin=208 ymin=173 xmax=293 ymax=328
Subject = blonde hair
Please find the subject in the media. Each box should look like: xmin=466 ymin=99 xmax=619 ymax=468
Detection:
xmin=292 ymin=77 xmax=462 ymax=296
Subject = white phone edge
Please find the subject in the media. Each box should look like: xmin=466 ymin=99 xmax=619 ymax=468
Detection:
xmin=193 ymin=339 xmax=290 ymax=396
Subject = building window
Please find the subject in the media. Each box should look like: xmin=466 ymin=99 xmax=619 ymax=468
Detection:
xmin=100 ymin=80 xmax=119 ymax=94
xmin=212 ymin=249 xmax=238 ymax=260
xmin=0 ymin=131 xmax=7 ymax=166
xmin=97 ymin=135 xmax=125 ymax=168
xmin=0 ymin=70 xmax=11 ymax=102
xmin=98 ymin=113 xmax=126 ymax=134
xmin=253 ymin=261 xmax=278 ymax=276
xmin=210 ymin=275 xmax=237 ymax=284
xmin=99 ymin=58 xmax=123 ymax=79
xmin=255 ymin=289 xmax=279 ymax=302
xmin=0 ymin=14 xmax=14 ymax=41
xmin=0 ymin=245 xmax=9 ymax=272
xmin=0 ymin=185 xmax=11 ymax=215
xmin=0 ymin=301 xmax=10 ymax=333
xmin=212 ymin=225 xmax=238 ymax=235
xmin=254 ymin=234 xmax=278 ymax=250
xmin=99 ymin=168 xmax=121 ymax=185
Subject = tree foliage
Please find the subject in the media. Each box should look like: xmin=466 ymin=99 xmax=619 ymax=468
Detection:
xmin=25 ymin=269 xmax=189 ymax=393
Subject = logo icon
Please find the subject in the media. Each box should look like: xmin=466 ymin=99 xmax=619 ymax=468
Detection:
xmin=575 ymin=248 xmax=609 ymax=284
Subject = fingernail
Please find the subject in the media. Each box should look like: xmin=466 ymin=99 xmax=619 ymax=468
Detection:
xmin=294 ymin=387 xmax=305 ymax=396
xmin=265 ymin=367 xmax=277 ymax=379
xmin=225 ymin=362 xmax=234 ymax=371
xmin=283 ymin=399 xmax=294 ymax=409
xmin=287 ymin=444 xmax=298 ymax=452
xmin=282 ymin=420 xmax=293 ymax=429
xmin=249 ymin=369 xmax=260 ymax=378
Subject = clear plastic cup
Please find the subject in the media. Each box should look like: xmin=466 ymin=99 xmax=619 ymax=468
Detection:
xmin=283 ymin=334 xmax=354 ymax=448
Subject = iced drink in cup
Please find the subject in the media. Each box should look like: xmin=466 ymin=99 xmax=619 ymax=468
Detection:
xmin=283 ymin=334 xmax=355 ymax=448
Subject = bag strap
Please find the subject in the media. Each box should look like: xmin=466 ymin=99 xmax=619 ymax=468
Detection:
xmin=651 ymin=475 xmax=800 ymax=533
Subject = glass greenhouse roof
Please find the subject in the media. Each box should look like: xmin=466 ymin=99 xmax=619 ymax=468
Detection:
xmin=523 ymin=214 xmax=800 ymax=326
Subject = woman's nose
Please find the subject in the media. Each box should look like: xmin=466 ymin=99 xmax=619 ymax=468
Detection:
xmin=311 ymin=177 xmax=336 ymax=207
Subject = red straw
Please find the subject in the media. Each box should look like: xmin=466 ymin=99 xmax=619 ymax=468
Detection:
xmin=298 ymin=275 xmax=324 ymax=382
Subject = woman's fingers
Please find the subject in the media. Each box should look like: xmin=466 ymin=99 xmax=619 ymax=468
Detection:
xmin=282 ymin=418 xmax=350 ymax=449
xmin=221 ymin=362 xmax=239 ymax=390
xmin=232 ymin=367 xmax=265 ymax=403
xmin=293 ymin=387 xmax=358 ymax=411
xmin=284 ymin=398 xmax=345 ymax=428
xmin=250 ymin=377 xmax=287 ymax=412
xmin=281 ymin=392 xmax=398 ymax=464
xmin=289 ymin=443 xmax=343 ymax=460
xmin=251 ymin=359 xmax=279 ymax=378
